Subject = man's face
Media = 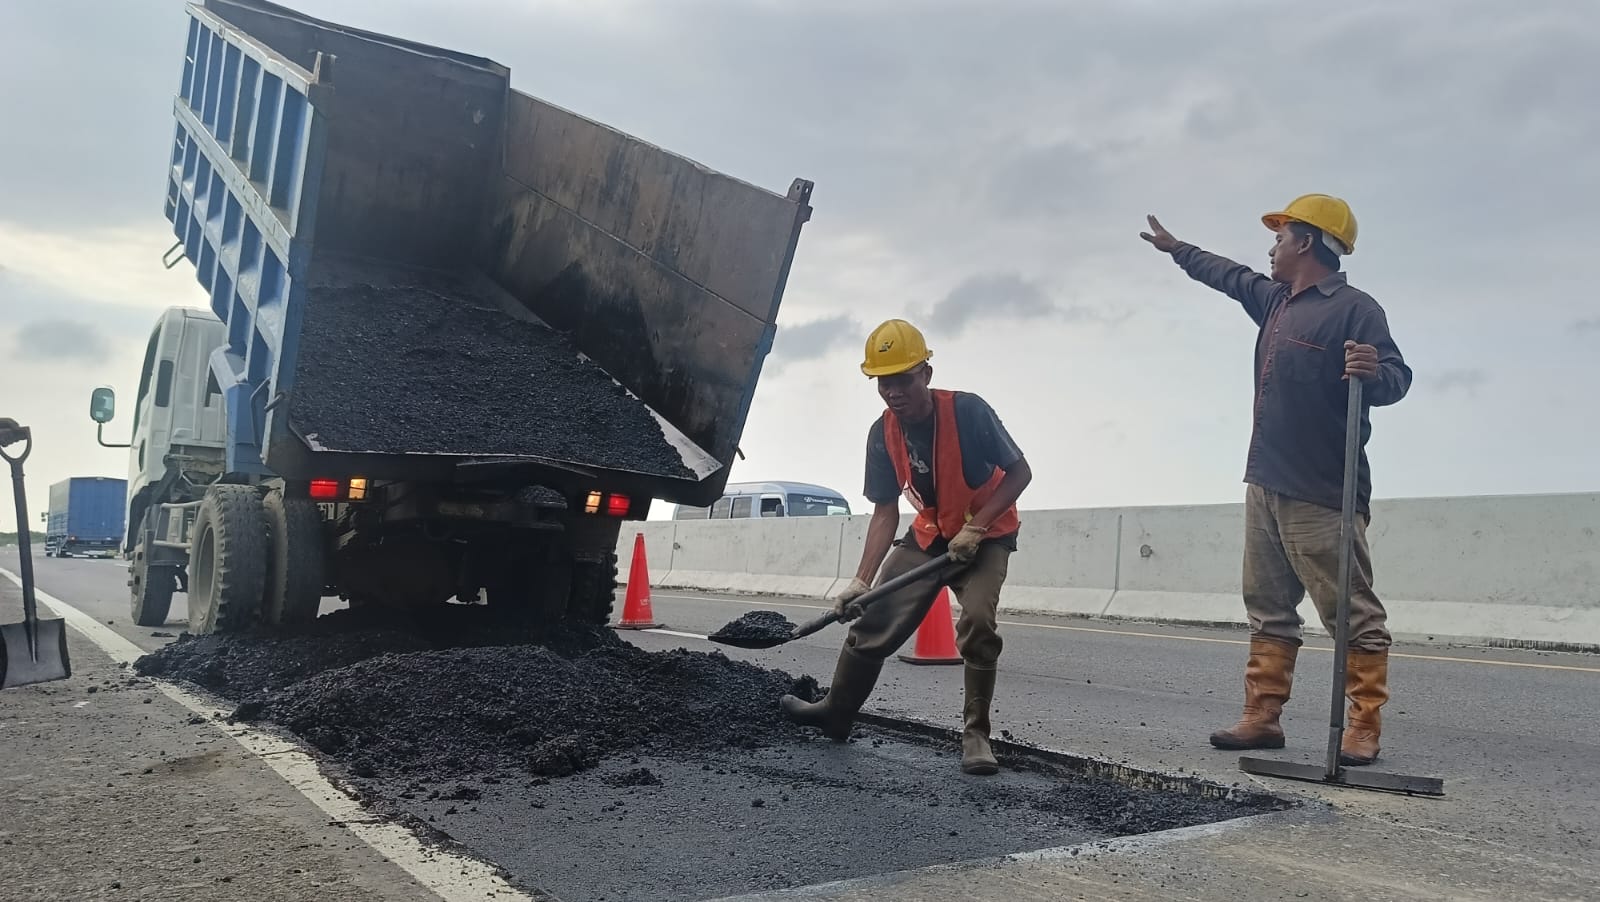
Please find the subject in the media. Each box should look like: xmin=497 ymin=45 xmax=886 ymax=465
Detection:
xmin=876 ymin=365 xmax=934 ymax=420
xmin=1267 ymin=224 xmax=1304 ymax=281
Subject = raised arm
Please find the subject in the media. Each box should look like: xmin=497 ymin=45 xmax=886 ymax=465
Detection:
xmin=1141 ymin=215 xmax=1283 ymax=326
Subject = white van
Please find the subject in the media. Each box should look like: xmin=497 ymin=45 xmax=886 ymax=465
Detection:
xmin=673 ymin=481 xmax=851 ymax=520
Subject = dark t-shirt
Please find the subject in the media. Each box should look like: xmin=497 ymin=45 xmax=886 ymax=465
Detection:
xmin=864 ymin=392 xmax=1025 ymax=553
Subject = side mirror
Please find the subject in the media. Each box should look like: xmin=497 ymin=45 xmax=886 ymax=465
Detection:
xmin=90 ymin=387 xmax=117 ymax=424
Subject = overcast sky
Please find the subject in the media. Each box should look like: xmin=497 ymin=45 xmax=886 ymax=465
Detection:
xmin=1 ymin=0 xmax=1596 ymax=531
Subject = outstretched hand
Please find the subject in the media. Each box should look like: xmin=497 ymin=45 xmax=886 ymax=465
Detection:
xmin=1139 ymin=215 xmax=1180 ymax=253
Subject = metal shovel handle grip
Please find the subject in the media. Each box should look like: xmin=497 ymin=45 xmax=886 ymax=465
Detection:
xmin=0 ymin=426 xmax=31 ymax=465
xmin=787 ymin=553 xmax=955 ymax=642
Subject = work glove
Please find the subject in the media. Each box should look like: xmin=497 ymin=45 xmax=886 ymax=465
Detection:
xmin=831 ymin=577 xmax=871 ymax=622
xmin=0 ymin=418 xmax=25 ymax=448
xmin=947 ymin=523 xmax=989 ymax=564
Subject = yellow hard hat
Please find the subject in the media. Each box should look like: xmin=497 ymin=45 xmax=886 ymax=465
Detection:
xmin=860 ymin=319 xmax=932 ymax=377
xmin=1262 ymin=193 xmax=1358 ymax=255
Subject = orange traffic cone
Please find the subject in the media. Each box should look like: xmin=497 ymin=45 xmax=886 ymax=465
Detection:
xmin=612 ymin=532 xmax=663 ymax=630
xmin=897 ymin=587 xmax=963 ymax=665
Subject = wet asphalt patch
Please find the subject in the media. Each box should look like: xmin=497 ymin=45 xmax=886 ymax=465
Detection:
xmin=132 ymin=607 xmax=1285 ymax=900
xmin=376 ymin=733 xmax=1282 ymax=902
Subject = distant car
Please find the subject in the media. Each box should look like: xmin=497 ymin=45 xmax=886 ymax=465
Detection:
xmin=672 ymin=481 xmax=852 ymax=520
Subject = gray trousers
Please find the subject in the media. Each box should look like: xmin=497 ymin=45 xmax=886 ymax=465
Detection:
xmin=1244 ymin=484 xmax=1392 ymax=652
xmin=844 ymin=542 xmax=1011 ymax=668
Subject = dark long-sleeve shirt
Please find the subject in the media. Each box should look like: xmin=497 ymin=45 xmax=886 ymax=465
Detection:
xmin=1170 ymin=243 xmax=1412 ymax=514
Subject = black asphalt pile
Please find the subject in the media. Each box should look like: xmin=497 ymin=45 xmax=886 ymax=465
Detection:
xmin=247 ymin=643 xmax=821 ymax=779
xmin=133 ymin=606 xmax=822 ymax=783
xmin=708 ymin=610 xmax=797 ymax=645
xmin=289 ymin=273 xmax=694 ymax=479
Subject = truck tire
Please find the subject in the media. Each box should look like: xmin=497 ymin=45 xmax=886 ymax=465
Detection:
xmin=129 ymin=539 xmax=177 ymax=627
xmin=188 ymin=485 xmax=266 ymax=635
xmin=262 ymin=491 xmax=324 ymax=628
xmin=568 ymin=553 xmax=618 ymax=626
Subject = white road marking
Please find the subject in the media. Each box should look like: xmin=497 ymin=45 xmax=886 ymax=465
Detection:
xmin=0 ymin=566 xmax=536 ymax=902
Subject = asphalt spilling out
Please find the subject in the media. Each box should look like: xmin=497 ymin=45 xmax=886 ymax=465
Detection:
xmin=133 ymin=606 xmax=821 ymax=781
xmin=290 ymin=274 xmax=695 ymax=479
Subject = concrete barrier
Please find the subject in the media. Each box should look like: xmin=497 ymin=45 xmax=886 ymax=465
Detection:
xmin=618 ymin=492 xmax=1600 ymax=650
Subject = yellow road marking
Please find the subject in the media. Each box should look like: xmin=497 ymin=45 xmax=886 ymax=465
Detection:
xmin=653 ymin=593 xmax=1600 ymax=675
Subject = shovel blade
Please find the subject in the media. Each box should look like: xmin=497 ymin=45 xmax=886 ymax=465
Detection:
xmin=1 ymin=617 xmax=72 ymax=689
xmin=1239 ymin=756 xmax=1444 ymax=797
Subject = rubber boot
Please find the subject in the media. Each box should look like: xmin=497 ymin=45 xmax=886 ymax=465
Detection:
xmin=1209 ymin=637 xmax=1297 ymax=750
xmin=961 ymin=665 xmax=1000 ymax=775
xmin=1339 ymin=649 xmax=1389 ymax=766
xmin=780 ymin=646 xmax=883 ymax=742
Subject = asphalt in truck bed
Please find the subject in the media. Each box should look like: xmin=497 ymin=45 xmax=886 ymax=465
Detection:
xmin=132 ymin=605 xmax=1279 ymax=901
xmin=289 ymin=273 xmax=696 ymax=479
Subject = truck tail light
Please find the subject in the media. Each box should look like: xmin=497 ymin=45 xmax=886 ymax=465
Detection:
xmin=347 ymin=477 xmax=368 ymax=501
xmin=308 ymin=479 xmax=340 ymax=500
xmin=582 ymin=491 xmax=634 ymax=518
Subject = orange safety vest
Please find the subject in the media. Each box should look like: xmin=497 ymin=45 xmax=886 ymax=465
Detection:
xmin=882 ymin=389 xmax=1021 ymax=551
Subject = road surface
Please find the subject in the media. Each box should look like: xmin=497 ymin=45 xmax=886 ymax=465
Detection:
xmin=3 ymin=547 xmax=1597 ymax=900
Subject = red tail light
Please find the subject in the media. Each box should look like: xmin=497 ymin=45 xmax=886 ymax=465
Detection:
xmin=606 ymin=493 xmax=632 ymax=517
xmin=308 ymin=479 xmax=340 ymax=500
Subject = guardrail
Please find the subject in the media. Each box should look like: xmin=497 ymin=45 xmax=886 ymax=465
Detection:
xmin=618 ymin=493 xmax=1600 ymax=651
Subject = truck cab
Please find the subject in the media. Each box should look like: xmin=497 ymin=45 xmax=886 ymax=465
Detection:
xmin=123 ymin=308 xmax=228 ymax=537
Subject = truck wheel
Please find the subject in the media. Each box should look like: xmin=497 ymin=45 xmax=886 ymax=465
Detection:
xmin=262 ymin=491 xmax=324 ymax=628
xmin=188 ymin=485 xmax=266 ymax=635
xmin=568 ymin=553 xmax=618 ymax=626
xmin=129 ymin=540 xmax=177 ymax=627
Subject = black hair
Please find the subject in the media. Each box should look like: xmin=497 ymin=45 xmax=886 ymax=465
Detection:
xmin=1288 ymin=221 xmax=1342 ymax=271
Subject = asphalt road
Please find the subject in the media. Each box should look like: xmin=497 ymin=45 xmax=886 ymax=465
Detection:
xmin=5 ymin=547 xmax=1599 ymax=900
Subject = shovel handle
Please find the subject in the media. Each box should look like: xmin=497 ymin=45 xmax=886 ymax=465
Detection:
xmin=3 ymin=428 xmax=38 ymax=628
xmin=1324 ymin=375 xmax=1363 ymax=778
xmin=787 ymin=553 xmax=955 ymax=643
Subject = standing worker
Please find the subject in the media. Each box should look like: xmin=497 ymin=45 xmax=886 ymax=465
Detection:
xmin=780 ymin=319 xmax=1032 ymax=775
xmin=1139 ymin=195 xmax=1412 ymax=765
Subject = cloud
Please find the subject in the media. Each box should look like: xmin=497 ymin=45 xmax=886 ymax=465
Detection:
xmin=1572 ymin=318 xmax=1600 ymax=335
xmin=771 ymin=315 xmax=861 ymax=367
xmin=13 ymin=319 xmax=110 ymax=362
xmin=1431 ymin=369 xmax=1488 ymax=396
xmin=926 ymin=272 xmax=1124 ymax=335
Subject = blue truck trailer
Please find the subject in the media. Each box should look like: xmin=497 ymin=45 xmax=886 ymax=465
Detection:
xmin=87 ymin=0 xmax=814 ymax=633
xmin=46 ymin=477 xmax=128 ymax=558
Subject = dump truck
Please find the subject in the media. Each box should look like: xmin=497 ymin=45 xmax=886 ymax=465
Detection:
xmin=88 ymin=0 xmax=813 ymax=633
xmin=45 ymin=477 xmax=128 ymax=558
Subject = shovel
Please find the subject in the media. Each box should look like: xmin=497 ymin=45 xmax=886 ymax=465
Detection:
xmin=1238 ymin=376 xmax=1442 ymax=796
xmin=1 ymin=427 xmax=72 ymax=689
xmin=709 ymin=553 xmax=955 ymax=650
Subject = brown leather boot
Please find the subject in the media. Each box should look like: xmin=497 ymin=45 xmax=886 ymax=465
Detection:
xmin=780 ymin=646 xmax=883 ymax=742
xmin=1339 ymin=649 xmax=1389 ymax=766
xmin=960 ymin=665 xmax=999 ymax=776
xmin=1209 ymin=637 xmax=1297 ymax=750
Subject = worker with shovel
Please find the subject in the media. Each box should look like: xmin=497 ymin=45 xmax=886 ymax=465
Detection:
xmin=780 ymin=319 xmax=1032 ymax=775
xmin=1139 ymin=195 xmax=1412 ymax=765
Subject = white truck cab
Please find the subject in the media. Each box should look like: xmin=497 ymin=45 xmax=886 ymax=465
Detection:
xmin=121 ymin=308 xmax=228 ymax=509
